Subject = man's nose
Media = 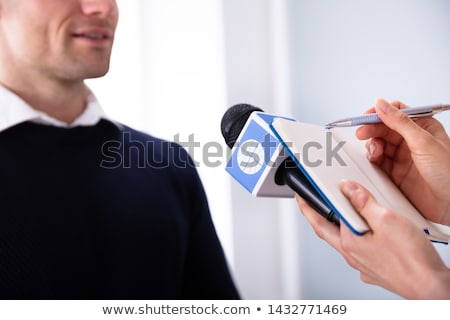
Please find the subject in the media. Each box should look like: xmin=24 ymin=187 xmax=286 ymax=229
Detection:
xmin=80 ymin=0 xmax=118 ymax=18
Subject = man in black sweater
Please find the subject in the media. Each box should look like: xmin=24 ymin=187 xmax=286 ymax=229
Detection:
xmin=0 ymin=0 xmax=239 ymax=299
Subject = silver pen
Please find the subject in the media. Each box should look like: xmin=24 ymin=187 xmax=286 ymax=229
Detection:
xmin=326 ymin=104 xmax=450 ymax=128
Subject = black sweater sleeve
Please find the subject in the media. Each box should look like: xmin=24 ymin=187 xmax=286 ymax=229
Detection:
xmin=166 ymin=143 xmax=239 ymax=299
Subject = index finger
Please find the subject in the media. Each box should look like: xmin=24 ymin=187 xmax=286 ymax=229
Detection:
xmin=356 ymin=99 xmax=411 ymax=145
xmin=296 ymin=195 xmax=342 ymax=252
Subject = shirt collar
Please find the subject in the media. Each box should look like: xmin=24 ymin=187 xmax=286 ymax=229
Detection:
xmin=0 ymin=85 xmax=119 ymax=132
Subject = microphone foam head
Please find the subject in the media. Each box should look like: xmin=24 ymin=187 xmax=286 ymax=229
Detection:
xmin=221 ymin=104 xmax=263 ymax=149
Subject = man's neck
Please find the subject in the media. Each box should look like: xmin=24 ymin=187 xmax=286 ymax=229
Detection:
xmin=1 ymin=78 xmax=88 ymax=125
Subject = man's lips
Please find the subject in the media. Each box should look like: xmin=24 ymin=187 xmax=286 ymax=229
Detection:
xmin=72 ymin=28 xmax=113 ymax=41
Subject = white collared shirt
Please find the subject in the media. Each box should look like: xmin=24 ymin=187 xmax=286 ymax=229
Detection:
xmin=0 ymin=85 xmax=115 ymax=132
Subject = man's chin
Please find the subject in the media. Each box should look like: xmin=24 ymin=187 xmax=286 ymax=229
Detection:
xmin=86 ymin=72 xmax=109 ymax=80
xmin=84 ymin=66 xmax=111 ymax=79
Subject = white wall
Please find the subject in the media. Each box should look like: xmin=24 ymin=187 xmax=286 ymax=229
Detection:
xmin=222 ymin=0 xmax=303 ymax=299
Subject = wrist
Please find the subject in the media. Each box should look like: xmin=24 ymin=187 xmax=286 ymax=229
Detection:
xmin=417 ymin=268 xmax=450 ymax=299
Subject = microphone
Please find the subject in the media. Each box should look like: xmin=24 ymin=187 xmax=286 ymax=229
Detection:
xmin=221 ymin=104 xmax=340 ymax=225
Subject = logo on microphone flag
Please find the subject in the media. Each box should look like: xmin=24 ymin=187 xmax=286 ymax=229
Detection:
xmin=225 ymin=112 xmax=295 ymax=197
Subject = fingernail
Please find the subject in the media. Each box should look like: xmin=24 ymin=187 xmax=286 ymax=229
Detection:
xmin=376 ymin=98 xmax=391 ymax=114
xmin=368 ymin=141 xmax=376 ymax=158
xmin=340 ymin=180 xmax=359 ymax=197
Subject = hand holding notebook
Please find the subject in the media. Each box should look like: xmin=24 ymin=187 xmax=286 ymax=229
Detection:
xmin=286 ymin=99 xmax=450 ymax=299
xmin=271 ymin=117 xmax=450 ymax=243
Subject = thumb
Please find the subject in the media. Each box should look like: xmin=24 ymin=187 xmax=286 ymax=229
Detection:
xmin=374 ymin=98 xmax=433 ymax=150
xmin=339 ymin=180 xmax=385 ymax=228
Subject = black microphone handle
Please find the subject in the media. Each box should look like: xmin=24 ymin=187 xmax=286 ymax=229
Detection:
xmin=275 ymin=159 xmax=340 ymax=226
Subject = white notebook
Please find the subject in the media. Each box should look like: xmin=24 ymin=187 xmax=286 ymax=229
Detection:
xmin=271 ymin=118 xmax=450 ymax=244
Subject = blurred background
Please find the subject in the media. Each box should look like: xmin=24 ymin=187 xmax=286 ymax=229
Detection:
xmin=88 ymin=0 xmax=450 ymax=299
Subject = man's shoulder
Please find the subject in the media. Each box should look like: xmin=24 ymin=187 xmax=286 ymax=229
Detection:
xmin=117 ymin=123 xmax=161 ymax=142
xmin=118 ymin=123 xmax=183 ymax=151
xmin=112 ymin=122 xmax=195 ymax=170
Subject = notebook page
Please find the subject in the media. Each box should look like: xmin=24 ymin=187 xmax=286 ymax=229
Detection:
xmin=272 ymin=118 xmax=449 ymax=242
xmin=272 ymin=119 xmax=371 ymax=234
xmin=331 ymin=128 xmax=450 ymax=242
